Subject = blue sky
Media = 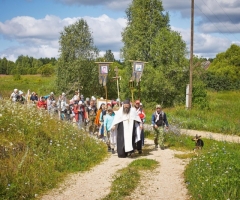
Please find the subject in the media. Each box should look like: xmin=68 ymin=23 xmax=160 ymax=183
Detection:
xmin=0 ymin=0 xmax=240 ymax=62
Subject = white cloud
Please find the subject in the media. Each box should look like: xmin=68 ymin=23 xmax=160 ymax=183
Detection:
xmin=1 ymin=0 xmax=240 ymax=62
xmin=0 ymin=14 xmax=126 ymax=61
xmin=84 ymin=14 xmax=126 ymax=51
xmin=172 ymin=26 xmax=232 ymax=58
xmin=0 ymin=15 xmax=66 ymax=40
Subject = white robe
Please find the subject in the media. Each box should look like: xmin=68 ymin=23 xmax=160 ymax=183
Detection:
xmin=111 ymin=107 xmax=142 ymax=152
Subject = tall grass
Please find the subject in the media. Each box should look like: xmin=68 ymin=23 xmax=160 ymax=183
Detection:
xmin=184 ymin=142 xmax=240 ymax=199
xmin=161 ymin=129 xmax=240 ymax=200
xmin=0 ymin=100 xmax=108 ymax=199
xmin=144 ymin=91 xmax=240 ymax=136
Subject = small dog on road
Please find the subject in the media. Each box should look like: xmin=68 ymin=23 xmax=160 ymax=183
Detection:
xmin=192 ymin=134 xmax=204 ymax=153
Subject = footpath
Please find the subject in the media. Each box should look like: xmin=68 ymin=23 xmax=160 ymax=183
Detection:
xmin=40 ymin=129 xmax=240 ymax=200
xmin=181 ymin=129 xmax=240 ymax=143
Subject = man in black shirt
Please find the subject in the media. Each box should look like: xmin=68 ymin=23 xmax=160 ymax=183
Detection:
xmin=151 ymin=105 xmax=169 ymax=150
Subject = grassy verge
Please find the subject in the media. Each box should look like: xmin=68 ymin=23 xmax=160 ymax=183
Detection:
xmin=0 ymin=100 xmax=108 ymax=200
xmin=185 ymin=141 xmax=240 ymax=199
xmin=146 ymin=129 xmax=240 ymax=200
xmin=144 ymin=91 xmax=240 ymax=136
xmin=102 ymin=158 xmax=158 ymax=200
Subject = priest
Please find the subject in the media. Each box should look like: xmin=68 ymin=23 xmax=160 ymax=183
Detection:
xmin=111 ymin=99 xmax=142 ymax=158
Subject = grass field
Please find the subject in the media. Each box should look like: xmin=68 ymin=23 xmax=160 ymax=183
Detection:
xmin=0 ymin=74 xmax=240 ymax=199
xmin=0 ymin=74 xmax=56 ymax=98
xmin=1 ymin=75 xmax=240 ymax=135
xmin=144 ymin=90 xmax=240 ymax=136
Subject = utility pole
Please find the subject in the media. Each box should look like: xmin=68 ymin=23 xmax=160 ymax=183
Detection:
xmin=113 ymin=66 xmax=121 ymax=101
xmin=188 ymin=0 xmax=194 ymax=109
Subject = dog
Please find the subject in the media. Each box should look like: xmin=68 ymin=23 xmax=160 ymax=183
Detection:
xmin=192 ymin=134 xmax=204 ymax=153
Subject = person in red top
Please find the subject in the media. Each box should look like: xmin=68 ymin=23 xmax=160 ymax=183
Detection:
xmin=73 ymin=102 xmax=79 ymax=123
xmin=37 ymin=96 xmax=47 ymax=110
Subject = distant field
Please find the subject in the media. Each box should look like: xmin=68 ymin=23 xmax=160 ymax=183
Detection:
xmin=0 ymin=74 xmax=55 ymax=98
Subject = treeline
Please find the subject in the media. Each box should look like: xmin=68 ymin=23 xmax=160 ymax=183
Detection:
xmin=204 ymin=44 xmax=240 ymax=91
xmin=1 ymin=0 xmax=240 ymax=107
xmin=0 ymin=56 xmax=57 ymax=76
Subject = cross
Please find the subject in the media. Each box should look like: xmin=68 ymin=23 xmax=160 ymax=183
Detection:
xmin=114 ymin=67 xmax=119 ymax=77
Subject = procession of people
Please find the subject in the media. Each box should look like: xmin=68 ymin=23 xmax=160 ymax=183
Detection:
xmin=9 ymin=88 xmax=169 ymax=158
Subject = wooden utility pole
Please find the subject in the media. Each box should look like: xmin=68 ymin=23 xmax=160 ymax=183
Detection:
xmin=188 ymin=0 xmax=194 ymax=109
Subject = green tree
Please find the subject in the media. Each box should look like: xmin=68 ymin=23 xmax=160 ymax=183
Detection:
xmin=0 ymin=58 xmax=7 ymax=74
xmin=121 ymin=0 xmax=170 ymax=62
xmin=56 ymin=19 xmax=100 ymax=97
xmin=121 ymin=0 xmax=193 ymax=107
xmin=104 ymin=50 xmax=115 ymax=62
xmin=0 ymin=57 xmax=15 ymax=75
xmin=37 ymin=63 xmax=55 ymax=76
xmin=15 ymin=55 xmax=32 ymax=75
xmin=206 ymin=44 xmax=240 ymax=91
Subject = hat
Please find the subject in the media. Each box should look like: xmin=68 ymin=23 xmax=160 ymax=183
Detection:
xmin=19 ymin=90 xmax=23 ymax=95
xmin=80 ymin=94 xmax=84 ymax=98
xmin=50 ymin=92 xmax=54 ymax=95
xmin=156 ymin=105 xmax=161 ymax=108
xmin=86 ymin=97 xmax=90 ymax=101
xmin=14 ymin=89 xmax=18 ymax=92
xmin=140 ymin=103 xmax=143 ymax=106
xmin=62 ymin=92 xmax=66 ymax=96
xmin=135 ymin=100 xmax=140 ymax=104
xmin=78 ymin=100 xmax=83 ymax=105
xmin=116 ymin=98 xmax=120 ymax=102
xmin=123 ymin=99 xmax=130 ymax=105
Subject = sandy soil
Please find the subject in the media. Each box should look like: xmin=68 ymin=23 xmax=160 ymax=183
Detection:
xmin=40 ymin=129 xmax=240 ymax=200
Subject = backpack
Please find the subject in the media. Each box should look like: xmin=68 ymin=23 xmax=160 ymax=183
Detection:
xmin=155 ymin=111 xmax=165 ymax=126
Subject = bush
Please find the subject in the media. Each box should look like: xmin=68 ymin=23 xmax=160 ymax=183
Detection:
xmin=0 ymin=100 xmax=107 ymax=199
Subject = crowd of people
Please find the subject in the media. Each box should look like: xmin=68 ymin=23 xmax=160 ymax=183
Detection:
xmin=9 ymin=88 xmax=169 ymax=157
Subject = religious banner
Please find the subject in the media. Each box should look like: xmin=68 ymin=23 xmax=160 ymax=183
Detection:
xmin=133 ymin=61 xmax=144 ymax=83
xmin=99 ymin=64 xmax=109 ymax=75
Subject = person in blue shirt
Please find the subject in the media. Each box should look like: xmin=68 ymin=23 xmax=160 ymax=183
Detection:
xmin=104 ymin=106 xmax=116 ymax=154
xmin=151 ymin=105 xmax=169 ymax=150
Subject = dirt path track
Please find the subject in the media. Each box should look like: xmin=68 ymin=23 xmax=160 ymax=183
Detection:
xmin=41 ymin=130 xmax=240 ymax=200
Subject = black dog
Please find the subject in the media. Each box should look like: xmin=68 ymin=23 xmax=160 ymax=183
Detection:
xmin=192 ymin=134 xmax=204 ymax=152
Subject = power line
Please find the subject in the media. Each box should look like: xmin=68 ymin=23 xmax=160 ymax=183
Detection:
xmin=195 ymin=0 xmax=240 ymax=42
xmin=214 ymin=0 xmax=240 ymax=34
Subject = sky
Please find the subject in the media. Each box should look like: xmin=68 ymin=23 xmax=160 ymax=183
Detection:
xmin=0 ymin=0 xmax=240 ymax=62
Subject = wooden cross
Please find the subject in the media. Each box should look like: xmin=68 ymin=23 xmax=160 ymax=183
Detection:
xmin=114 ymin=67 xmax=119 ymax=77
